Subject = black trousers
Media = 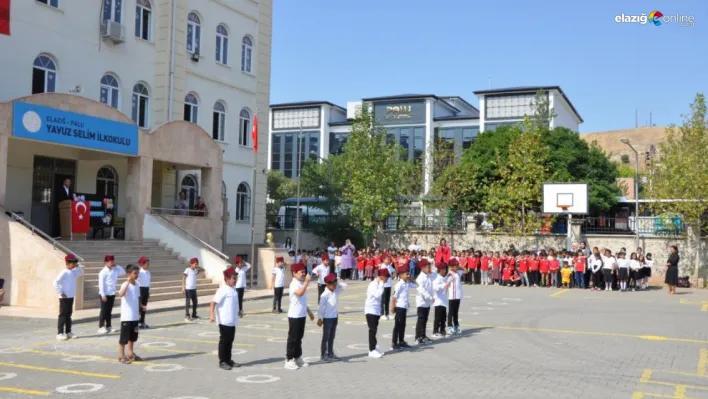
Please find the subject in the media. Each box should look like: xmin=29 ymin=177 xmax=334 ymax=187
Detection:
xmin=366 ymin=313 xmax=380 ymax=351
xmin=415 ymin=306 xmax=430 ymax=340
xmin=58 ymin=297 xmax=74 ymax=334
xmin=381 ymin=287 xmax=391 ymax=316
xmin=139 ymin=287 xmax=150 ymax=324
xmin=98 ymin=295 xmax=115 ymax=328
xmin=236 ymin=288 xmax=245 ymax=312
xmin=185 ymin=289 xmax=198 ymax=317
xmin=433 ymin=305 xmax=447 ymax=335
xmin=318 ymin=284 xmax=325 ymax=304
xmin=286 ymin=317 xmax=306 ymax=360
xmin=447 ymin=299 xmax=460 ymax=327
xmin=529 ymin=271 xmax=538 ymax=286
xmin=321 ymin=317 xmax=338 ymax=357
xmin=273 ymin=287 xmax=284 ymax=311
xmin=218 ymin=324 xmax=236 ymax=364
xmin=592 ymin=271 xmax=602 ymax=288
xmin=392 ymin=307 xmax=407 ymax=344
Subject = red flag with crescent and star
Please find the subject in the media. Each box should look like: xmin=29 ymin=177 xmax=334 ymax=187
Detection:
xmin=71 ymin=200 xmax=90 ymax=234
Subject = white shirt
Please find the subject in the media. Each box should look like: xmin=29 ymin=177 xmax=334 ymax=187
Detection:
xmin=317 ymin=282 xmax=347 ymax=319
xmin=288 ymin=279 xmax=308 ymax=318
xmin=98 ymin=265 xmax=125 ymax=296
xmin=138 ymin=268 xmax=151 ymax=288
xmin=447 ymin=270 xmax=463 ymax=300
xmin=645 ymin=259 xmax=654 ymax=269
xmin=364 ymin=280 xmax=385 ymax=316
xmin=235 ymin=263 xmax=251 ymax=289
xmin=314 ymin=264 xmax=330 ymax=285
xmin=415 ymin=272 xmax=434 ymax=308
xmin=272 ymin=266 xmax=285 ymax=288
xmin=120 ymin=281 xmax=141 ymax=322
xmin=590 ymin=257 xmax=603 ymax=273
xmin=183 ymin=267 xmax=199 ymax=290
xmin=392 ymin=280 xmax=416 ymax=309
xmin=212 ymin=285 xmax=240 ymax=327
xmin=433 ymin=273 xmax=449 ymax=307
xmin=629 ymin=259 xmax=642 ymax=271
xmin=601 ymin=255 xmax=616 ymax=270
xmin=382 ymin=264 xmax=395 ymax=288
xmin=617 ymin=258 xmax=630 ymax=269
xmin=327 ymin=246 xmax=338 ymax=259
xmin=408 ymin=243 xmax=421 ymax=252
xmin=53 ymin=267 xmax=84 ymax=298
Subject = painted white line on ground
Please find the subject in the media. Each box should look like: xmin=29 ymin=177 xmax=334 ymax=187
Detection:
xmin=345 ymin=321 xmax=367 ymax=326
xmin=266 ymin=338 xmax=287 ymax=343
xmin=0 ymin=372 xmax=17 ymax=381
xmin=144 ymin=363 xmax=184 ymax=372
xmin=236 ymin=374 xmax=280 ymax=384
xmin=488 ymin=302 xmax=508 ymax=306
xmin=502 ymin=298 xmax=521 ymax=301
xmin=211 ymin=349 xmax=248 ymax=356
xmin=459 ymin=312 xmax=479 ymax=316
xmin=62 ymin=355 xmax=102 ymax=363
xmin=302 ymin=357 xmax=321 ymax=364
xmin=0 ymin=347 xmax=26 ymax=354
xmin=141 ymin=342 xmax=176 ymax=348
xmin=346 ymin=343 xmax=369 ymax=350
xmin=197 ymin=332 xmax=220 ymax=337
xmin=245 ymin=324 xmax=271 ymax=329
xmin=55 ymin=383 xmax=104 ymax=394
xmin=468 ymin=307 xmax=493 ymax=311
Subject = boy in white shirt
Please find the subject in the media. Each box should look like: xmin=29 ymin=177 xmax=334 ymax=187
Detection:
xmin=414 ymin=259 xmax=434 ymax=345
xmin=234 ymin=256 xmax=251 ymax=318
xmin=446 ymin=259 xmax=464 ymax=335
xmin=272 ymin=257 xmax=286 ymax=314
xmin=314 ymin=255 xmax=331 ymax=304
xmin=391 ymin=265 xmax=417 ymax=350
xmin=432 ymin=263 xmax=452 ymax=338
xmin=97 ymin=254 xmax=125 ymax=334
xmin=117 ymin=264 xmax=145 ymax=364
xmin=317 ymin=273 xmax=347 ymax=362
xmin=365 ymin=269 xmax=387 ymax=358
xmin=182 ymin=258 xmax=201 ymax=321
xmin=53 ymin=254 xmax=84 ymax=341
xmin=137 ymin=256 xmax=151 ymax=329
xmin=285 ymin=263 xmax=314 ymax=370
xmin=210 ymin=267 xmax=241 ymax=370
xmin=380 ymin=256 xmax=395 ymax=320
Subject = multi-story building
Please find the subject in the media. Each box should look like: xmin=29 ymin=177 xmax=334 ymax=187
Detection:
xmin=268 ymin=86 xmax=582 ymax=192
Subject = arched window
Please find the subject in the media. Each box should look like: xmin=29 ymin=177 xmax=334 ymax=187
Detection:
xmin=238 ymin=108 xmax=251 ymax=146
xmin=132 ymin=83 xmax=150 ymax=128
xmin=102 ymin=0 xmax=122 ymax=23
xmin=186 ymin=12 xmax=201 ymax=54
xmin=235 ymin=182 xmax=250 ymax=221
xmin=213 ymin=101 xmax=226 ymax=141
xmin=241 ymin=35 xmax=252 ymax=73
xmin=32 ymin=54 xmax=57 ymax=94
xmin=96 ymin=166 xmax=118 ymax=201
xmin=100 ymin=74 xmax=120 ymax=109
xmin=216 ymin=24 xmax=229 ymax=65
xmin=181 ymin=174 xmax=198 ymax=210
xmin=135 ymin=0 xmax=152 ymax=41
xmin=184 ymin=93 xmax=199 ymax=124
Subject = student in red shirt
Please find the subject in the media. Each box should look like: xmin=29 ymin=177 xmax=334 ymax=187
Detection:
xmin=528 ymin=254 xmax=540 ymax=287
xmin=502 ymin=265 xmax=512 ymax=287
xmin=470 ymin=252 xmax=481 ymax=285
xmin=539 ymin=253 xmax=550 ymax=287
xmin=518 ymin=252 xmax=530 ymax=287
xmin=491 ymin=252 xmax=502 ymax=286
xmin=549 ymin=255 xmax=561 ymax=288
xmin=480 ymin=252 xmax=491 ymax=286
xmin=435 ymin=238 xmax=451 ymax=265
xmin=574 ymin=250 xmax=587 ymax=289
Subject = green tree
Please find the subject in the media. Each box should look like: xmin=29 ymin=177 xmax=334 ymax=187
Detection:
xmin=338 ymin=106 xmax=418 ymax=236
xmin=266 ymin=170 xmax=296 ymax=216
xmin=298 ymin=156 xmax=345 ymax=218
xmin=531 ymin=89 xmax=557 ymax=129
xmin=648 ymin=93 xmax=708 ymax=284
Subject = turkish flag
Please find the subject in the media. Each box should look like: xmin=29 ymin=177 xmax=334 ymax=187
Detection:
xmin=251 ymin=114 xmax=258 ymax=152
xmin=0 ymin=0 xmax=10 ymax=36
xmin=71 ymin=200 xmax=90 ymax=234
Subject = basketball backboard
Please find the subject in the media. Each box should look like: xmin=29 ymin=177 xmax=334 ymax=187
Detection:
xmin=542 ymin=183 xmax=588 ymax=215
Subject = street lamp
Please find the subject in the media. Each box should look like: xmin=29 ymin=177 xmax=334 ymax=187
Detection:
xmin=621 ymin=137 xmax=640 ymax=250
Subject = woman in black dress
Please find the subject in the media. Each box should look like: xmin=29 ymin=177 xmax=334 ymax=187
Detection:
xmin=664 ymin=246 xmax=680 ymax=295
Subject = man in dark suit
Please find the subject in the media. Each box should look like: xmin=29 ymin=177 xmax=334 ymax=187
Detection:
xmin=371 ymin=236 xmax=381 ymax=251
xmin=58 ymin=178 xmax=74 ymax=202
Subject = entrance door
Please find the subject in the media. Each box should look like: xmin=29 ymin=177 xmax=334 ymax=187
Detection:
xmin=31 ymin=156 xmax=76 ymax=237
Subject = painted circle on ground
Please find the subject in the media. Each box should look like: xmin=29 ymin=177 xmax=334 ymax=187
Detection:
xmin=198 ymin=332 xmax=220 ymax=337
xmin=236 ymin=374 xmax=280 ymax=384
xmin=302 ymin=356 xmax=321 ymax=364
xmin=345 ymin=321 xmax=367 ymax=326
xmin=0 ymin=373 xmax=17 ymax=381
xmin=141 ymin=341 xmax=176 ymax=348
xmin=346 ymin=343 xmax=369 ymax=350
xmin=144 ymin=363 xmax=184 ymax=372
xmin=0 ymin=347 xmax=25 ymax=354
xmin=502 ymin=298 xmax=521 ymax=301
xmin=487 ymin=302 xmax=507 ymax=306
xmin=211 ymin=349 xmax=248 ymax=356
xmin=245 ymin=324 xmax=271 ymax=329
xmin=62 ymin=355 xmax=101 ymax=363
xmin=56 ymin=383 xmax=104 ymax=394
xmin=267 ymin=338 xmax=287 ymax=343
xmin=468 ymin=306 xmax=493 ymax=311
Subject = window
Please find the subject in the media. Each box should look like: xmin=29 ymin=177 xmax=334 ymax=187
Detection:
xmin=241 ymin=36 xmax=252 ymax=73
xmin=32 ymin=54 xmax=57 ymax=94
xmin=184 ymin=93 xmax=199 ymax=124
xmin=235 ymin=182 xmax=250 ymax=221
xmin=181 ymin=175 xmax=198 ymax=210
xmin=485 ymin=93 xmax=541 ymax=120
xmin=435 ymin=127 xmax=479 ymax=158
xmin=329 ymin=132 xmax=349 ymax=155
xmin=186 ymin=12 xmax=201 ymax=54
xmin=100 ymin=74 xmax=120 ymax=109
xmin=271 ymin=134 xmax=281 ymax=170
xmin=212 ymin=101 xmax=226 ymax=141
xmin=131 ymin=83 xmax=150 ymax=128
xmin=102 ymin=0 xmax=123 ymax=23
xmin=37 ymin=0 xmax=59 ymax=8
xmin=272 ymin=131 xmax=320 ymax=178
xmin=216 ymin=24 xmax=229 ymax=65
xmin=96 ymin=166 xmax=118 ymax=209
xmin=238 ymin=108 xmax=251 ymax=146
xmin=135 ymin=0 xmax=151 ymax=40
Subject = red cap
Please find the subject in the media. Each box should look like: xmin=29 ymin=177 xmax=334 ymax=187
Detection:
xmin=234 ymin=256 xmax=243 ymax=264
xmin=321 ymin=254 xmax=329 ymax=261
xmin=104 ymin=255 xmax=114 ymax=262
xmin=396 ymin=265 xmax=409 ymax=274
xmin=448 ymin=258 xmax=459 ymax=266
xmin=223 ymin=267 xmax=236 ymax=279
xmin=138 ymin=256 xmax=149 ymax=265
xmin=324 ymin=273 xmax=337 ymax=284
xmin=190 ymin=258 xmax=199 ymax=264
xmin=276 ymin=256 xmax=284 ymax=262
xmin=378 ymin=268 xmax=389 ymax=277
xmin=437 ymin=262 xmax=448 ymax=269
xmin=418 ymin=259 xmax=429 ymax=268
xmin=65 ymin=254 xmax=78 ymax=262
xmin=291 ymin=263 xmax=305 ymax=273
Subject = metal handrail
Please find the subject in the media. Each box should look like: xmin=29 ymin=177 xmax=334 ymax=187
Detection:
xmin=0 ymin=203 xmax=84 ymax=261
xmin=148 ymin=208 xmax=230 ymax=261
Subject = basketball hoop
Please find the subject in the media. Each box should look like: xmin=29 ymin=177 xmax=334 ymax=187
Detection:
xmin=558 ymin=205 xmax=570 ymax=213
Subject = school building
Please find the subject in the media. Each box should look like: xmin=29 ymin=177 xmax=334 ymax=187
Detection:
xmin=0 ymin=0 xmax=273 ymax=310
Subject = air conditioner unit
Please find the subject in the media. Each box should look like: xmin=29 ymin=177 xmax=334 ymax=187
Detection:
xmin=346 ymin=101 xmax=362 ymax=119
xmin=190 ymin=51 xmax=200 ymax=62
xmin=101 ymin=20 xmax=125 ymax=44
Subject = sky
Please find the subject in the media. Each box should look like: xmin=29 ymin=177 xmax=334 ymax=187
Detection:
xmin=270 ymin=0 xmax=707 ymax=133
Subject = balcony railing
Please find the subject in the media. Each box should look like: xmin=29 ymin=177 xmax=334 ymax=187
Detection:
xmin=582 ymin=216 xmax=686 ymax=237
xmin=267 ymin=214 xmax=344 ymax=230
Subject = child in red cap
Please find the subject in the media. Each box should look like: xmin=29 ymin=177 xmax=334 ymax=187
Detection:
xmin=53 ymin=254 xmax=84 ymax=341
xmin=317 ymin=273 xmax=347 ymax=362
xmin=137 ymin=256 xmax=151 ymax=329
xmin=182 ymin=258 xmax=201 ymax=322
xmin=365 ymin=268 xmax=388 ymax=358
xmin=210 ymin=267 xmax=241 ymax=370
xmin=314 ymin=254 xmax=331 ymax=304
xmin=98 ymin=254 xmax=125 ymax=334
xmin=272 ymin=256 xmax=286 ymax=314
xmin=391 ymin=265 xmax=417 ymax=350
xmin=234 ymin=256 xmax=251 ymax=318
xmin=285 ymin=262 xmax=314 ymax=370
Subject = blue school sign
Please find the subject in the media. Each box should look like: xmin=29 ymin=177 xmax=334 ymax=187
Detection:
xmin=12 ymin=102 xmax=139 ymax=155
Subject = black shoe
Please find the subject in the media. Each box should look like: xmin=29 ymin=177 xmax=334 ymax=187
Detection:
xmin=399 ymin=341 xmax=411 ymax=349
xmin=192 ymin=315 xmax=200 ymax=320
xmin=278 ymin=309 xmax=284 ymax=314
xmin=219 ymin=362 xmax=232 ymax=371
xmin=423 ymin=337 xmax=433 ymax=344
xmin=328 ymin=354 xmax=341 ymax=361
xmin=415 ymin=338 xmax=424 ymax=345
xmin=227 ymin=360 xmax=240 ymax=368
xmin=391 ymin=343 xmax=401 ymax=350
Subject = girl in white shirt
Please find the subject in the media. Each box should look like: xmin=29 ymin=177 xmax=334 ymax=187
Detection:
xmin=629 ymin=253 xmax=642 ymax=291
xmin=642 ymin=254 xmax=654 ymax=289
xmin=589 ymin=253 xmax=603 ymax=291
xmin=601 ymin=249 xmax=616 ymax=291
xmin=616 ymin=252 xmax=630 ymax=292
xmin=334 ymin=250 xmax=342 ymax=279
xmin=365 ymin=269 xmax=387 ymax=358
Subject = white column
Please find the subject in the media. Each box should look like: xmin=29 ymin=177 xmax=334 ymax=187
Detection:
xmin=424 ymin=99 xmax=434 ymax=194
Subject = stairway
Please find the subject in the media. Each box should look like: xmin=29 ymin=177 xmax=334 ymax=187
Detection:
xmin=62 ymin=239 xmax=220 ymax=309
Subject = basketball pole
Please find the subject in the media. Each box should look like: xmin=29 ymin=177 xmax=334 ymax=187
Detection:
xmin=567 ymin=212 xmax=572 ymax=252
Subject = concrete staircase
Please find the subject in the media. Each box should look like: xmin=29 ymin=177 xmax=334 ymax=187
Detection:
xmin=62 ymin=239 xmax=219 ymax=309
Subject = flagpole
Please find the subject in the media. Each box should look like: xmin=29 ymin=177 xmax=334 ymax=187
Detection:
xmin=248 ymin=110 xmax=258 ymax=289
